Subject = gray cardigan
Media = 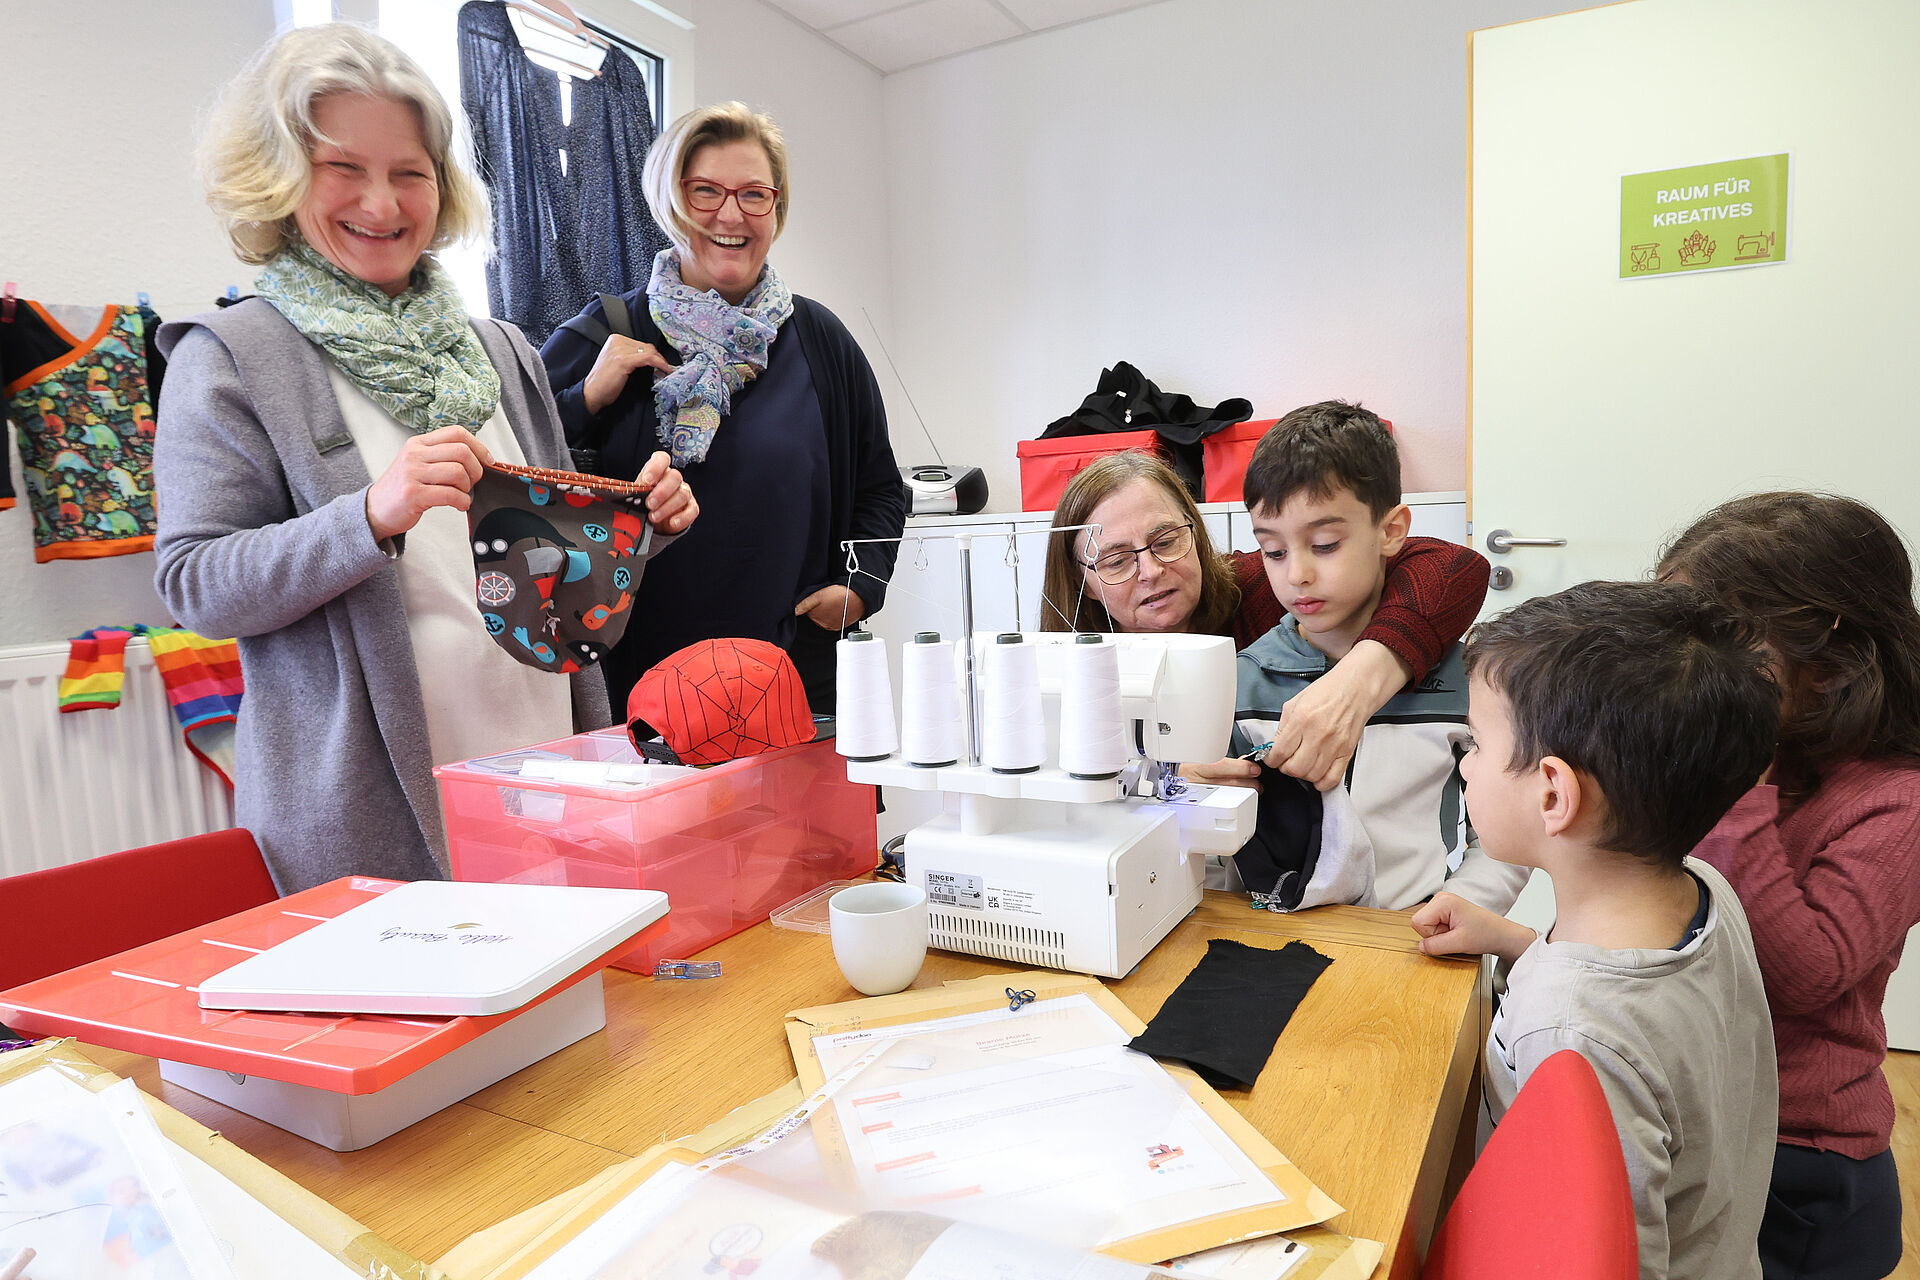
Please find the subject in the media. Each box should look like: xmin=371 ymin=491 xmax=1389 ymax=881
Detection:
xmin=153 ymin=299 xmax=628 ymax=892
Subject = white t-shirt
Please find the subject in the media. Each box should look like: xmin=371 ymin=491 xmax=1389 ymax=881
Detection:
xmin=329 ymin=365 xmax=574 ymax=769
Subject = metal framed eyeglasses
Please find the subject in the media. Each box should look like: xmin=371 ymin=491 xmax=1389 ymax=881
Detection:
xmin=1084 ymin=523 xmax=1195 ymax=585
xmin=680 ymin=178 xmax=780 ymax=216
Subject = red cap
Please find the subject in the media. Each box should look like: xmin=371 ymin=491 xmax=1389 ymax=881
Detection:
xmin=629 ymin=638 xmax=815 ymax=765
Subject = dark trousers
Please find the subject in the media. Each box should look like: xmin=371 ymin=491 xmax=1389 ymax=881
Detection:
xmin=1760 ymin=1143 xmax=1902 ymax=1280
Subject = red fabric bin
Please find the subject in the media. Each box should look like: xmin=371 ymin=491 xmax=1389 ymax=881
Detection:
xmin=1200 ymin=419 xmax=1278 ymax=504
xmin=1202 ymin=417 xmax=1391 ymax=504
xmin=1015 ymin=430 xmax=1163 ymax=512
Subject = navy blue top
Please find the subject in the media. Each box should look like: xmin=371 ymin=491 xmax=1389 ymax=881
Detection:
xmin=610 ymin=336 xmax=829 ymax=698
xmin=541 ymin=292 xmax=904 ymax=717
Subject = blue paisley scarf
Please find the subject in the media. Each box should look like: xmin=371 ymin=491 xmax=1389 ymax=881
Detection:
xmin=646 ymin=248 xmax=794 ymax=467
xmin=255 ymin=242 xmax=500 ymax=435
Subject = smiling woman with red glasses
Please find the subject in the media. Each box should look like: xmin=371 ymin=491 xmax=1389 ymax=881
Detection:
xmin=542 ymin=102 xmax=905 ymax=722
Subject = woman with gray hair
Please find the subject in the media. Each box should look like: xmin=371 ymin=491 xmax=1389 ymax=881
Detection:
xmin=153 ymin=24 xmax=696 ymax=892
xmin=541 ymin=102 xmax=905 ymax=720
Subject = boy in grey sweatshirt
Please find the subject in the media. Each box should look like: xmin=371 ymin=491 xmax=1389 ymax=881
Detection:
xmin=1413 ymin=581 xmax=1779 ymax=1280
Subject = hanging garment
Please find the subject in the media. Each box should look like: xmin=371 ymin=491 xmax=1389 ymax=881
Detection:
xmin=59 ymin=624 xmax=243 ymax=786
xmin=457 ymin=0 xmax=669 ymax=347
xmin=0 ymin=302 xmax=164 ymax=561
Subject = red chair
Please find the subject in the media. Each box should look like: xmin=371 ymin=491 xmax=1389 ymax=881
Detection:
xmin=0 ymin=828 xmax=278 ymax=990
xmin=1423 ymin=1049 xmax=1638 ymax=1280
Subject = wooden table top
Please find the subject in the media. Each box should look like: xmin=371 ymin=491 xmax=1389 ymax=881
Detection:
xmin=81 ymin=892 xmax=1483 ymax=1279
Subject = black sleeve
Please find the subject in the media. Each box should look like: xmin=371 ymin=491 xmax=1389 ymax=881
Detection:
xmin=836 ymin=319 xmax=906 ymax=615
xmin=537 ymin=296 xmax=611 ymax=449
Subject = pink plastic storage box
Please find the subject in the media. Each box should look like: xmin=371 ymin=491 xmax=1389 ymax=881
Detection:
xmin=1015 ymin=430 xmax=1164 ymax=512
xmin=435 ymin=732 xmax=876 ymax=973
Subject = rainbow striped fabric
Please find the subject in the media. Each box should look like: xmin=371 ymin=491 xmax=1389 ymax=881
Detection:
xmin=60 ymin=624 xmax=243 ymax=785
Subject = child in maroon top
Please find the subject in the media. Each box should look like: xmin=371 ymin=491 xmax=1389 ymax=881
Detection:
xmin=1660 ymin=492 xmax=1920 ymax=1280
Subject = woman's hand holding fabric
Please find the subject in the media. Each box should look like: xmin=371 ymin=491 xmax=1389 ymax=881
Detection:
xmin=634 ymin=450 xmax=698 ymax=533
xmin=1267 ymin=639 xmax=1411 ymax=790
xmin=796 ymin=585 xmax=867 ymax=631
xmin=582 ymin=335 xmax=676 ymax=414
xmin=365 ymin=425 xmax=493 ymax=542
xmin=1178 ymin=757 xmax=1263 ymax=792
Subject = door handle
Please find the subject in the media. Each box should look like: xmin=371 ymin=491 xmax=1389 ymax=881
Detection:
xmin=1485 ymin=528 xmax=1568 ymax=555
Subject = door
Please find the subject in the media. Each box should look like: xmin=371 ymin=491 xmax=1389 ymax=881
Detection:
xmin=1470 ymin=0 xmax=1920 ymax=1046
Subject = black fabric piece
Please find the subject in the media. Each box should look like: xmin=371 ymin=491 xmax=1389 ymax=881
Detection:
xmin=457 ymin=0 xmax=668 ymax=347
xmin=1231 ymin=767 xmax=1325 ymax=908
xmin=1128 ymin=938 xmax=1334 ymax=1090
xmin=1038 ymin=361 xmax=1251 ymax=499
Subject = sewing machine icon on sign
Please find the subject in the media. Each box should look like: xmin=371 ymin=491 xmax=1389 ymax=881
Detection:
xmin=1736 ymin=231 xmax=1776 ymax=261
xmin=1629 ymin=242 xmax=1662 ymax=272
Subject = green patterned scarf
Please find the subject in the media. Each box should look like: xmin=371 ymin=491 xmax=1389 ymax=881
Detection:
xmin=255 ymin=242 xmax=500 ymax=435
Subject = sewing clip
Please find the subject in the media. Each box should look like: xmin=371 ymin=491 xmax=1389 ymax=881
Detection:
xmin=1 ymin=281 xmax=16 ymax=324
xmin=653 ymin=959 xmax=722 ymax=980
xmin=1005 ymin=986 xmax=1036 ymax=1011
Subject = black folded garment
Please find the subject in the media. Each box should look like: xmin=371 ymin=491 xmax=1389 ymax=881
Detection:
xmin=1128 ymin=938 xmax=1334 ymax=1090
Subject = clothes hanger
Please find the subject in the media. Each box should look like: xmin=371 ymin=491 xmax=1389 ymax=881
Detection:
xmin=504 ymin=0 xmax=609 ymax=48
xmin=503 ymin=0 xmax=610 ymax=79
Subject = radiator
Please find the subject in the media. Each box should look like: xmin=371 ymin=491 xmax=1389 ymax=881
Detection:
xmin=0 ymin=638 xmax=234 ymax=877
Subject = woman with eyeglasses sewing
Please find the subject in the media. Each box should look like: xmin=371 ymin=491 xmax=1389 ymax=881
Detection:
xmin=1039 ymin=450 xmax=1487 ymax=790
xmin=541 ymin=103 xmax=905 ymax=721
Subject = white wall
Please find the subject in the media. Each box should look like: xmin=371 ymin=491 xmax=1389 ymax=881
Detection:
xmin=692 ymin=0 xmax=899 ymax=416
xmin=0 ymin=0 xmax=280 ymax=647
xmin=880 ymin=0 xmax=1572 ymax=513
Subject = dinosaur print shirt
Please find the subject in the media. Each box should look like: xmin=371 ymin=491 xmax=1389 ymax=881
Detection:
xmin=1 ymin=301 xmax=163 ymax=561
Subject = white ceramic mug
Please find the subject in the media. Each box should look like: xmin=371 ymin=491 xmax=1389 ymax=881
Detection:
xmin=828 ymin=882 xmax=929 ymax=996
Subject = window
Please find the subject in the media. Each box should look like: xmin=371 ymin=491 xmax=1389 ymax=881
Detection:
xmin=378 ymin=0 xmax=670 ymax=317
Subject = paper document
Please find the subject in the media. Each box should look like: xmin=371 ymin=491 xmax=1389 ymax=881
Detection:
xmin=0 ymin=1067 xmax=236 ymax=1279
xmin=816 ymin=995 xmax=1288 ymax=1247
xmin=521 ymin=1157 xmax=1158 ymax=1280
xmin=1163 ymin=1233 xmax=1310 ymax=1279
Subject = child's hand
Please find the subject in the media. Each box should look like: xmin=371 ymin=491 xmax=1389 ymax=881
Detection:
xmin=1179 ymin=757 xmax=1263 ymax=791
xmin=1412 ymin=891 xmax=1536 ymax=964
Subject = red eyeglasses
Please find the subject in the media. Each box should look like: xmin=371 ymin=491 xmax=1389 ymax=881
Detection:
xmin=681 ymin=178 xmax=779 ymax=216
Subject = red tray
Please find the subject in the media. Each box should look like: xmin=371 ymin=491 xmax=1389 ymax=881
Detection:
xmin=0 ymin=876 xmax=665 ymax=1095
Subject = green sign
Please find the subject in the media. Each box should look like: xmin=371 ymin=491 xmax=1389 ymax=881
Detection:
xmin=1620 ymin=153 xmax=1789 ymax=278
